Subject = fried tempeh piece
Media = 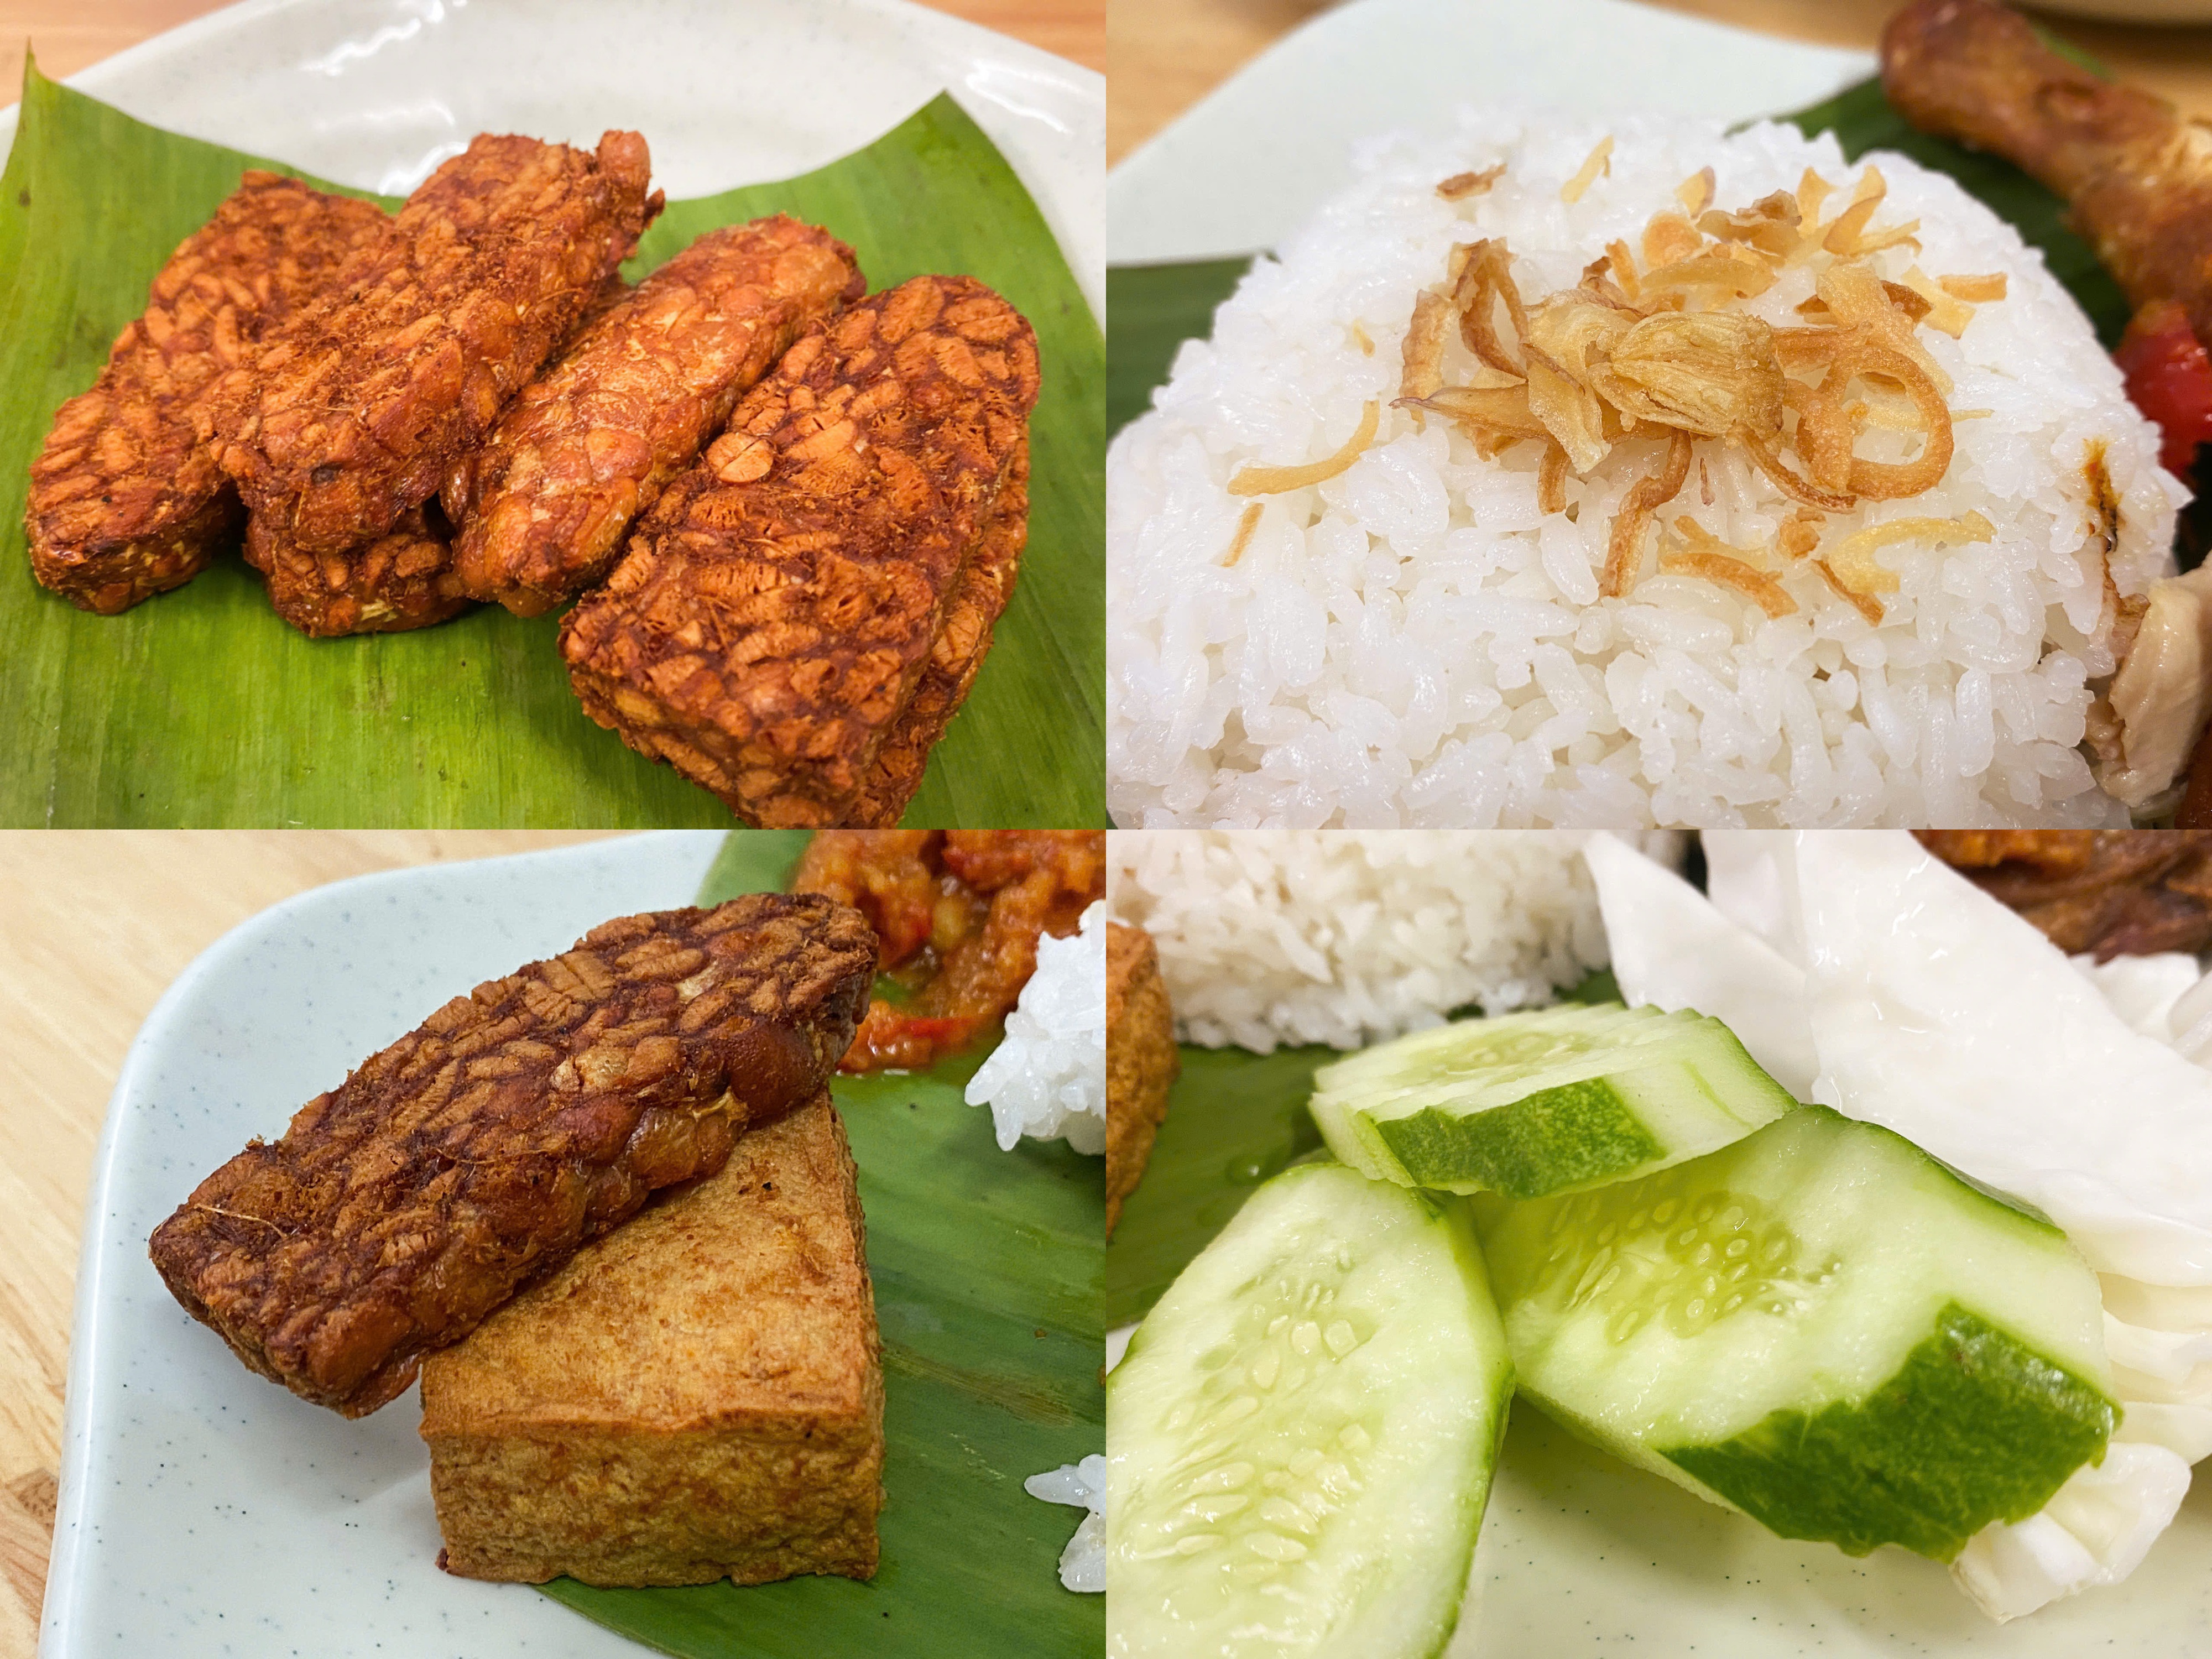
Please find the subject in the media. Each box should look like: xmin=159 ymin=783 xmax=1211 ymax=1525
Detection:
xmin=147 ymin=894 xmax=877 ymax=1417
xmin=1106 ymin=920 xmax=1177 ymax=1238
xmin=845 ymin=440 xmax=1029 ymax=826
xmin=557 ymin=274 xmax=1041 ymax=827
xmin=1882 ymin=0 xmax=2212 ymax=345
xmin=25 ymin=173 xmax=387 ymax=614
xmin=244 ymin=502 xmax=469 ymax=637
xmin=211 ymin=132 xmax=661 ymax=558
xmin=444 ymin=217 xmax=865 ymax=617
xmin=420 ymin=1092 xmax=882 ymax=1587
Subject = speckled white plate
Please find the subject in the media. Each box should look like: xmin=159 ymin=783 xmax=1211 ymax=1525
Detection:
xmin=1107 ymin=0 xmax=1869 ymax=264
xmin=2 ymin=0 xmax=1102 ymax=319
xmin=40 ymin=833 xmax=734 ymax=1659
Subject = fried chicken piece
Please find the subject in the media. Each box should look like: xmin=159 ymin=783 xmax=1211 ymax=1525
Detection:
xmin=147 ymin=894 xmax=877 ymax=1417
xmin=420 ymin=1093 xmax=882 ymax=1587
xmin=1106 ymin=921 xmax=1176 ymax=1238
xmin=211 ymin=132 xmax=661 ymax=558
xmin=1917 ymin=828 xmax=2212 ymax=958
xmin=792 ymin=830 xmax=1104 ymax=1072
xmin=444 ymin=217 xmax=864 ymax=617
xmin=558 ymin=275 xmax=1041 ymax=827
xmin=244 ymin=501 xmax=470 ymax=637
xmin=25 ymin=173 xmax=387 ymax=614
xmin=845 ymin=441 xmax=1029 ymax=826
xmin=1882 ymin=0 xmax=2212 ymax=346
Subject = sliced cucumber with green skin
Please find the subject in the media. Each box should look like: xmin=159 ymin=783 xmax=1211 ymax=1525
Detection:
xmin=1477 ymin=1104 xmax=2119 ymax=1562
xmin=1310 ymin=1001 xmax=1796 ymax=1198
xmin=1107 ymin=1162 xmax=1512 ymax=1659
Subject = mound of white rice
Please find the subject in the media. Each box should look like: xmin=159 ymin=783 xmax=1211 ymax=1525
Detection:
xmin=1107 ymin=830 xmax=1670 ymax=1051
xmin=1107 ymin=111 xmax=2184 ymax=828
xmin=965 ymin=901 xmax=1106 ymax=1152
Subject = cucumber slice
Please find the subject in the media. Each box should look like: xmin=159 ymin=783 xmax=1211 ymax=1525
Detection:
xmin=1477 ymin=1105 xmax=2119 ymax=1562
xmin=1310 ymin=1001 xmax=1795 ymax=1198
xmin=1107 ymin=1162 xmax=1512 ymax=1659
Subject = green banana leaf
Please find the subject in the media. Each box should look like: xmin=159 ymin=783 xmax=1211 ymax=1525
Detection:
xmin=538 ymin=830 xmax=1105 ymax=1657
xmin=1105 ymin=968 xmax=1615 ymax=1326
xmin=0 ymin=61 xmax=1103 ymax=827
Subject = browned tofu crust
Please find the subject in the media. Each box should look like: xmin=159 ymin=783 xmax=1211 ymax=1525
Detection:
xmin=845 ymin=439 xmax=1030 ymax=826
xmin=211 ymin=132 xmax=661 ymax=558
xmin=420 ymin=1092 xmax=882 ymax=1587
xmin=24 ymin=172 xmax=387 ymax=614
xmin=243 ymin=502 xmax=469 ymax=637
xmin=444 ymin=216 xmax=865 ymax=617
xmin=1107 ymin=921 xmax=1177 ymax=1237
xmin=557 ymin=273 xmax=1041 ymax=827
xmin=147 ymin=894 xmax=877 ymax=1417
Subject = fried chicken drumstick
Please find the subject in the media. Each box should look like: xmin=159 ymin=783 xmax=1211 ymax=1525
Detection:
xmin=1882 ymin=0 xmax=2212 ymax=346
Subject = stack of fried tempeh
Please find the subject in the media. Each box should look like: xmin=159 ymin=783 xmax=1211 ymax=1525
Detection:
xmin=148 ymin=892 xmax=893 ymax=1587
xmin=25 ymin=132 xmax=1041 ymax=825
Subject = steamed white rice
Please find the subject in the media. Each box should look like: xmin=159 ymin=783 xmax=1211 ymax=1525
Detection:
xmin=965 ymin=901 xmax=1106 ymax=1153
xmin=1107 ymin=830 xmax=1668 ymax=1051
xmin=1107 ymin=112 xmax=2185 ymax=828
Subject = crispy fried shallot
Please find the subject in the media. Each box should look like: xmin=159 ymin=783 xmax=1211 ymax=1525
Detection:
xmin=1661 ymin=544 xmax=1798 ymax=617
xmin=1386 ymin=150 xmax=2002 ymax=630
xmin=1562 ymin=136 xmax=1614 ymax=204
xmin=1602 ymin=429 xmax=1693 ymax=598
xmin=1827 ymin=509 xmax=1993 ymax=597
xmin=1438 ymin=164 xmax=1505 ymax=201
xmin=1939 ymin=272 xmax=2007 ymax=303
xmin=1223 ymin=502 xmax=1263 ymax=567
xmin=1400 ymin=290 xmax=1450 ymax=406
xmin=1228 ymin=401 xmax=1380 ymax=495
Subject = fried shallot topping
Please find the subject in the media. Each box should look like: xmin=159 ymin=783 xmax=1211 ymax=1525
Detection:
xmin=1381 ymin=152 xmax=2014 ymax=620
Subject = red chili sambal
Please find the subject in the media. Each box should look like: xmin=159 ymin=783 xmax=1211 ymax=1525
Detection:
xmin=790 ymin=830 xmax=1106 ymax=1071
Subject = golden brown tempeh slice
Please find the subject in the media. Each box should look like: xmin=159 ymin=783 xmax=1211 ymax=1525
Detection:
xmin=211 ymin=132 xmax=661 ymax=558
xmin=420 ymin=1092 xmax=883 ymax=1587
xmin=243 ymin=501 xmax=472 ymax=638
xmin=1106 ymin=919 xmax=1177 ymax=1238
xmin=557 ymin=274 xmax=1041 ymax=827
xmin=845 ymin=440 xmax=1030 ymax=826
xmin=147 ymin=894 xmax=877 ymax=1417
xmin=24 ymin=172 xmax=387 ymax=614
xmin=444 ymin=216 xmax=864 ymax=617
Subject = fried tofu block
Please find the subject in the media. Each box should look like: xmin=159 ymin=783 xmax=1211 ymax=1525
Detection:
xmin=1106 ymin=921 xmax=1176 ymax=1237
xmin=148 ymin=894 xmax=877 ymax=1417
xmin=444 ymin=217 xmax=865 ymax=617
xmin=420 ymin=1091 xmax=882 ymax=1587
xmin=558 ymin=274 xmax=1041 ymax=827
xmin=25 ymin=172 xmax=387 ymax=614
xmin=211 ymin=132 xmax=662 ymax=558
xmin=244 ymin=502 xmax=469 ymax=637
xmin=848 ymin=440 xmax=1029 ymax=826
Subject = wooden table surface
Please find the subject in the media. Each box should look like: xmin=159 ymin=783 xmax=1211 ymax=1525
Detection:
xmin=0 ymin=833 xmax=621 ymax=1655
xmin=1108 ymin=0 xmax=2212 ymax=163
xmin=1 ymin=0 xmax=1103 ymax=114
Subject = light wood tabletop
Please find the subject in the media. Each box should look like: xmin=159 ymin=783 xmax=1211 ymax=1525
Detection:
xmin=0 ymin=0 xmax=1103 ymax=113
xmin=1109 ymin=0 xmax=2212 ymax=164
xmin=0 ymin=832 xmax=621 ymax=1655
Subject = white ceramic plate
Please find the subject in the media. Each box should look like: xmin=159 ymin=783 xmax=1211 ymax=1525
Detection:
xmin=2 ymin=0 xmax=1103 ymax=319
xmin=40 ymin=833 xmax=747 ymax=1658
xmin=1107 ymin=0 xmax=1869 ymax=264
